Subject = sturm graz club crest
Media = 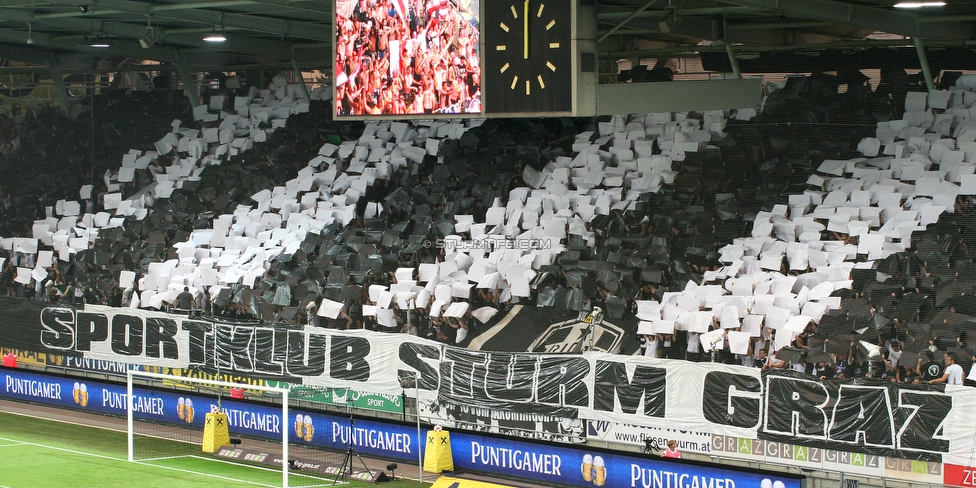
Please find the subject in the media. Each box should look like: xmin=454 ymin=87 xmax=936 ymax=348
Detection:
xmin=529 ymin=307 xmax=627 ymax=354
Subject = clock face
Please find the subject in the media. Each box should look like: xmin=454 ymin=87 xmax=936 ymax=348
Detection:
xmin=484 ymin=0 xmax=573 ymax=114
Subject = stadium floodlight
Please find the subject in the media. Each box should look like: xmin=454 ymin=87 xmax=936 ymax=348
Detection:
xmin=139 ymin=26 xmax=160 ymax=49
xmin=658 ymin=7 xmax=680 ymax=33
xmin=203 ymin=26 xmax=227 ymax=42
xmin=893 ymin=2 xmax=945 ymax=7
xmin=83 ymin=36 xmax=110 ymax=48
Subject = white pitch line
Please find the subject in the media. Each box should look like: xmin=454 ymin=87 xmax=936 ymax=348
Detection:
xmin=0 ymin=408 xmax=127 ymax=434
xmin=0 ymin=435 xmax=278 ymax=488
xmin=0 ymin=435 xmax=124 ymax=461
xmin=134 ymin=460 xmax=277 ymax=487
xmin=467 ymin=304 xmax=523 ymax=350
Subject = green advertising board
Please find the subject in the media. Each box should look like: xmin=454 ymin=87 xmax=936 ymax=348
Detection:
xmin=266 ymin=381 xmax=404 ymax=414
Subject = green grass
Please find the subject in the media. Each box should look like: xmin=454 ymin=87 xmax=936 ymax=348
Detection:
xmin=0 ymin=411 xmax=430 ymax=488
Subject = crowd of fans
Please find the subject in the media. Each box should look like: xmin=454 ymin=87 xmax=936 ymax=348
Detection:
xmin=3 ymin=70 xmax=976 ymax=391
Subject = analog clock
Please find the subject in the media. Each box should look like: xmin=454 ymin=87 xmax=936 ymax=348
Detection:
xmin=484 ymin=0 xmax=573 ymax=114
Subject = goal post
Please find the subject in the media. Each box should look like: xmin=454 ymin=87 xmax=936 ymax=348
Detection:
xmin=125 ymin=370 xmax=293 ymax=487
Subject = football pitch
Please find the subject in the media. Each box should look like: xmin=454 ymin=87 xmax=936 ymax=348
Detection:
xmin=0 ymin=411 xmax=429 ymax=488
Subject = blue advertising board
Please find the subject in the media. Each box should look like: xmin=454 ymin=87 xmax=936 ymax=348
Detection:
xmin=0 ymin=369 xmax=422 ymax=460
xmin=1 ymin=368 xmax=803 ymax=488
xmin=450 ymin=432 xmax=803 ymax=488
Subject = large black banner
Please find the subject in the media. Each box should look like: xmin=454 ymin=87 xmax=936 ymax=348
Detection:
xmin=1 ymin=297 xmax=974 ymax=465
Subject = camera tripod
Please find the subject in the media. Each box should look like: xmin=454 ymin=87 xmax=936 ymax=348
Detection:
xmin=332 ymin=417 xmax=375 ymax=484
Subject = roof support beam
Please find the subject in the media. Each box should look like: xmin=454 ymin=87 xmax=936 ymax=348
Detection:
xmin=715 ymin=0 xmax=975 ymax=40
xmin=290 ymin=59 xmax=310 ymax=102
xmin=46 ymin=0 xmax=333 ymax=42
xmin=600 ymin=15 xmax=724 ymax=41
xmin=176 ymin=53 xmax=202 ymax=108
xmin=598 ymin=5 xmax=755 ymax=20
xmin=599 ymin=0 xmax=661 ymax=43
xmin=49 ymin=55 xmax=72 ymax=118
xmin=0 ymin=14 xmax=305 ymax=60
xmin=725 ymin=42 xmax=742 ymax=79
xmin=913 ymin=38 xmax=935 ymax=91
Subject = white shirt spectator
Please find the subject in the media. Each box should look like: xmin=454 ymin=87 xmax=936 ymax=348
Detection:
xmin=946 ymin=363 xmax=964 ymax=385
xmin=766 ymin=352 xmax=786 ymax=370
xmin=887 ymin=348 xmax=902 ymax=369
xmin=644 ymin=335 xmax=658 ymax=358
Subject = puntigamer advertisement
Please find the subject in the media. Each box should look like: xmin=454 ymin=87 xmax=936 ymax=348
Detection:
xmin=2 ymin=367 xmax=803 ymax=488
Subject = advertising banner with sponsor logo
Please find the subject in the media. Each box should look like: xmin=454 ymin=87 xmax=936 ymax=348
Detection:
xmin=586 ymin=420 xmax=715 ymax=456
xmin=0 ymin=368 xmax=420 ymax=459
xmin=591 ymin=419 xmax=942 ymax=482
xmin=884 ymin=458 xmax=943 ymax=484
xmin=265 ymin=380 xmax=404 ymax=414
xmin=2 ymin=297 xmax=976 ymax=485
xmin=710 ymin=434 xmax=884 ymax=477
xmin=9 ymin=349 xmax=131 ymax=375
xmin=452 ymin=432 xmax=803 ymax=488
xmin=0 ymin=367 xmax=804 ymax=488
xmin=4 ymin=346 xmax=403 ymax=415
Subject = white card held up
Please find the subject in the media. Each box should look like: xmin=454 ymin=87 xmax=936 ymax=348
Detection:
xmin=376 ymin=308 xmax=397 ymax=328
xmin=510 ymin=276 xmax=531 ymax=297
xmin=395 ymin=268 xmax=415 ymax=283
xmin=429 ymin=299 xmax=449 ymax=318
xmin=783 ymin=315 xmax=814 ymax=332
xmin=417 ymin=263 xmax=439 ymax=283
xmin=636 ymin=321 xmax=655 ymax=335
xmin=376 ymin=290 xmax=394 ymax=309
xmin=720 ymin=306 xmax=740 ymax=329
xmin=368 ymin=284 xmax=387 ymax=303
xmin=317 ymin=299 xmax=344 ymax=319
xmin=726 ymin=331 xmax=752 ymax=355
xmin=14 ymin=267 xmax=32 ymax=285
xmin=472 ymin=306 xmax=498 ymax=324
xmin=700 ymin=329 xmax=725 ymax=352
xmin=444 ymin=301 xmax=470 ymax=318
xmin=452 ymin=282 xmax=473 ymax=299
xmin=634 ymin=300 xmax=661 ymax=321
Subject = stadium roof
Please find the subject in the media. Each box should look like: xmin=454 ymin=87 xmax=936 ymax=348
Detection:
xmin=0 ymin=0 xmax=973 ymax=74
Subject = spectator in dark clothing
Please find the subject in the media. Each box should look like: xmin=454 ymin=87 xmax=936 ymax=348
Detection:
xmin=754 ymin=348 xmax=768 ymax=369
xmin=659 ymin=334 xmax=677 ymax=359
xmin=176 ymin=287 xmax=195 ymax=310
xmin=915 ymin=349 xmax=944 ymax=384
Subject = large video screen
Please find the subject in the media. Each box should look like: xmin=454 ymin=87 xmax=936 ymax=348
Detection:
xmin=334 ymin=0 xmax=482 ymax=117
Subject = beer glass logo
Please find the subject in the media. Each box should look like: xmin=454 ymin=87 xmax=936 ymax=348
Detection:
xmin=761 ymin=479 xmax=786 ymax=488
xmin=294 ymin=414 xmax=314 ymax=442
xmin=581 ymin=454 xmax=606 ymax=486
xmin=177 ymin=397 xmax=195 ymax=423
xmin=72 ymin=382 xmax=88 ymax=407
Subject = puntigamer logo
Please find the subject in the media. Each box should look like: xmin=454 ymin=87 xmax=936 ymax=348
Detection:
xmin=72 ymin=382 xmax=88 ymax=407
xmin=581 ymin=454 xmax=607 ymax=486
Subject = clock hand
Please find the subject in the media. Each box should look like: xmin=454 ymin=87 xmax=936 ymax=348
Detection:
xmin=523 ymin=0 xmax=529 ymax=59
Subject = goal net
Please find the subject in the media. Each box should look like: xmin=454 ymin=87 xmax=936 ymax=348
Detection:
xmin=126 ymin=370 xmax=342 ymax=487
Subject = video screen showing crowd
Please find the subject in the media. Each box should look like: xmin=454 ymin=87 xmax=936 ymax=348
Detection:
xmin=335 ymin=0 xmax=482 ymax=116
